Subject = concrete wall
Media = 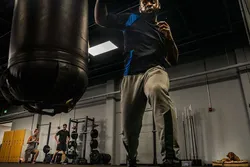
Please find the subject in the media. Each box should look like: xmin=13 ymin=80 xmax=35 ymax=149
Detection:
xmin=11 ymin=116 xmax=34 ymax=131
xmin=4 ymin=47 xmax=250 ymax=164
xmin=0 ymin=123 xmax=12 ymax=144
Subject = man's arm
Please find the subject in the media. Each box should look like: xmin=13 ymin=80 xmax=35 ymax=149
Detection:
xmin=165 ymin=39 xmax=179 ymax=65
xmin=27 ymin=136 xmax=33 ymax=144
xmin=94 ymin=0 xmax=108 ymax=26
xmin=157 ymin=21 xmax=179 ymax=65
xmin=66 ymin=132 xmax=70 ymax=144
xmin=55 ymin=131 xmax=59 ymax=144
xmin=36 ymin=137 xmax=39 ymax=145
xmin=94 ymin=0 xmax=130 ymax=29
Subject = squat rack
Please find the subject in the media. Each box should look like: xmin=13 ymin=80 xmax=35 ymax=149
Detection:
xmin=68 ymin=117 xmax=97 ymax=160
xmin=36 ymin=122 xmax=52 ymax=159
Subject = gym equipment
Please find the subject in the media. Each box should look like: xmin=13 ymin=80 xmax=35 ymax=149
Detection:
xmin=100 ymin=153 xmax=111 ymax=164
xmin=67 ymin=150 xmax=78 ymax=159
xmin=77 ymin=158 xmax=87 ymax=165
xmin=43 ymin=154 xmax=53 ymax=164
xmin=68 ymin=116 xmax=98 ymax=163
xmin=90 ymin=129 xmax=99 ymax=138
xmin=37 ymin=122 xmax=52 ymax=156
xmin=90 ymin=150 xmax=101 ymax=164
xmin=90 ymin=139 xmax=98 ymax=149
xmin=89 ymin=151 xmax=111 ymax=165
xmin=71 ymin=131 xmax=79 ymax=140
xmin=68 ymin=141 xmax=77 ymax=149
xmin=183 ymin=106 xmax=202 ymax=166
xmin=182 ymin=111 xmax=188 ymax=159
xmin=72 ymin=126 xmax=77 ymax=130
xmin=57 ymin=113 xmax=62 ymax=130
xmin=0 ymin=0 xmax=89 ymax=116
xmin=43 ymin=145 xmax=51 ymax=154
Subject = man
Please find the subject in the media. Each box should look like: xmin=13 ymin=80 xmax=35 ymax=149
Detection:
xmin=50 ymin=123 xmax=70 ymax=164
xmin=24 ymin=128 xmax=39 ymax=164
xmin=94 ymin=0 xmax=179 ymax=166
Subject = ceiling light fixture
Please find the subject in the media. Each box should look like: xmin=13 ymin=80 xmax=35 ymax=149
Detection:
xmin=89 ymin=41 xmax=118 ymax=56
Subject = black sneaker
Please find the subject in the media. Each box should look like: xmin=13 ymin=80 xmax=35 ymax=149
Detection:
xmin=127 ymin=157 xmax=137 ymax=167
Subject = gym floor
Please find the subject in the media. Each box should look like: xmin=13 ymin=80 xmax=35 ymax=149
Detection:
xmin=0 ymin=164 xmax=206 ymax=167
xmin=1 ymin=164 xmax=117 ymax=167
xmin=0 ymin=164 xmax=147 ymax=167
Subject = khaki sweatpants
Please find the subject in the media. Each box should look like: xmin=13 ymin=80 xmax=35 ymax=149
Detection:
xmin=121 ymin=66 xmax=179 ymax=162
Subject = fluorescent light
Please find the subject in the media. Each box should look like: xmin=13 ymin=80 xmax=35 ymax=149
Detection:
xmin=89 ymin=41 xmax=118 ymax=56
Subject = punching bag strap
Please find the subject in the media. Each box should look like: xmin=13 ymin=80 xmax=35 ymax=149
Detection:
xmin=0 ymin=69 xmax=22 ymax=105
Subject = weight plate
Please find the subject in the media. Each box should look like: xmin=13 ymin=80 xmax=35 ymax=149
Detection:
xmin=71 ymin=131 xmax=78 ymax=139
xmin=90 ymin=150 xmax=100 ymax=164
xmin=90 ymin=129 xmax=98 ymax=138
xmin=43 ymin=145 xmax=51 ymax=154
xmin=68 ymin=141 xmax=77 ymax=149
xmin=67 ymin=151 xmax=77 ymax=159
xmin=90 ymin=139 xmax=98 ymax=149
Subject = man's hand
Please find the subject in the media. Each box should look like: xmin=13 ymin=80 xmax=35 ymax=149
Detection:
xmin=156 ymin=21 xmax=173 ymax=40
xmin=57 ymin=141 xmax=60 ymax=145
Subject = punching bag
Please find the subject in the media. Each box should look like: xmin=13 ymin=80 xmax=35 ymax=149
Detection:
xmin=0 ymin=0 xmax=89 ymax=116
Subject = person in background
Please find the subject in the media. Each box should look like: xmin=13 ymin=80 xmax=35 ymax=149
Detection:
xmin=24 ymin=128 xmax=40 ymax=164
xmin=50 ymin=123 xmax=70 ymax=164
xmin=94 ymin=0 xmax=180 ymax=166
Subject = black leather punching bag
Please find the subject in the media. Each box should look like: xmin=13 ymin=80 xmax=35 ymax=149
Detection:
xmin=0 ymin=0 xmax=89 ymax=116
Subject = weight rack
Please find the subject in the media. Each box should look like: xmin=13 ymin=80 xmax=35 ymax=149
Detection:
xmin=68 ymin=116 xmax=97 ymax=163
xmin=37 ymin=122 xmax=52 ymax=162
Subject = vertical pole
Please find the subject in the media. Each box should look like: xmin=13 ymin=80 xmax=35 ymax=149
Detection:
xmin=190 ymin=116 xmax=198 ymax=160
xmin=47 ymin=122 xmax=51 ymax=146
xmin=68 ymin=118 xmax=71 ymax=134
xmin=182 ymin=111 xmax=188 ymax=159
xmin=83 ymin=116 xmax=88 ymax=159
xmin=92 ymin=117 xmax=95 ymax=130
xmin=152 ymin=112 xmax=157 ymax=165
xmin=238 ymin=0 xmax=250 ymax=45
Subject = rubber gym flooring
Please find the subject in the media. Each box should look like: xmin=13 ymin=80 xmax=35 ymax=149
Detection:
xmin=0 ymin=164 xmax=159 ymax=167
xmin=0 ymin=164 xmax=122 ymax=167
xmin=0 ymin=164 xmax=204 ymax=167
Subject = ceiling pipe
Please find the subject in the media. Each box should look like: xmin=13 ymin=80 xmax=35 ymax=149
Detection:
xmin=238 ymin=0 xmax=250 ymax=45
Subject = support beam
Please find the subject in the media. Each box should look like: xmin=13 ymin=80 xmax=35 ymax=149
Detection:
xmin=235 ymin=48 xmax=250 ymax=131
xmin=238 ymin=0 xmax=250 ymax=44
xmin=105 ymin=80 xmax=117 ymax=165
